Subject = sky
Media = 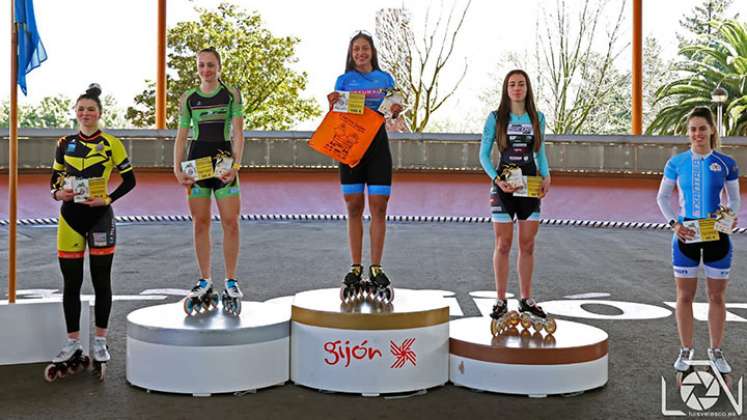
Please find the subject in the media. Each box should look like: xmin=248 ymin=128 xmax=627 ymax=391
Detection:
xmin=1 ymin=0 xmax=745 ymax=131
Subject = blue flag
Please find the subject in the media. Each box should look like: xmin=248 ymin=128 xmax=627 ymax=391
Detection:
xmin=15 ymin=0 xmax=47 ymax=96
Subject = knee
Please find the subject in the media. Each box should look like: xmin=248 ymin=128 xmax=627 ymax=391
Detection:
xmin=496 ymin=240 xmax=512 ymax=256
xmin=346 ymin=200 xmax=365 ymax=218
xmin=707 ymin=290 xmax=726 ymax=305
xmin=369 ymin=201 xmax=388 ymax=220
xmin=193 ymin=216 xmax=211 ymax=232
xmin=519 ymin=240 xmax=535 ymax=255
xmin=677 ymin=291 xmax=695 ymax=304
xmin=221 ymin=217 xmax=239 ymax=234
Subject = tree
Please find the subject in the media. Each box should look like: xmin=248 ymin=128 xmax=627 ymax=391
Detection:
xmin=648 ymin=20 xmax=747 ymax=136
xmin=0 ymin=94 xmax=128 ymax=129
xmin=126 ymin=2 xmax=320 ymax=130
xmin=375 ymin=1 xmax=471 ymax=133
xmin=481 ymin=0 xmax=630 ymax=135
xmin=678 ymin=0 xmax=735 ymax=47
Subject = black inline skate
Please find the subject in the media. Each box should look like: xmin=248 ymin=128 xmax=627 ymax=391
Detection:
xmin=339 ymin=264 xmax=363 ymax=303
xmin=518 ymin=298 xmax=556 ymax=334
xmin=367 ymin=265 xmax=394 ymax=304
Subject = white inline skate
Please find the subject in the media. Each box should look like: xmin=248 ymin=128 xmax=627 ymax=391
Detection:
xmin=92 ymin=336 xmax=110 ymax=381
xmin=44 ymin=338 xmax=90 ymax=382
xmin=221 ymin=278 xmax=243 ymax=316
xmin=183 ymin=278 xmax=220 ymax=316
xmin=673 ymin=347 xmax=694 ymax=387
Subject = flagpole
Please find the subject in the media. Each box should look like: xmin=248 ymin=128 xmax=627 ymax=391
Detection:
xmin=9 ymin=0 xmax=18 ymax=303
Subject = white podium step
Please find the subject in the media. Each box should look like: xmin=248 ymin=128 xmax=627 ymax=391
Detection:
xmin=127 ymin=301 xmax=290 ymax=396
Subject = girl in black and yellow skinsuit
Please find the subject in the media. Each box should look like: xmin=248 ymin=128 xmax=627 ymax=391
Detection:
xmin=47 ymin=84 xmax=135 ymax=380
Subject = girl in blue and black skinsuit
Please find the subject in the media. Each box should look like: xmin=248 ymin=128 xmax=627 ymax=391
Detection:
xmin=327 ymin=31 xmax=402 ymax=302
xmin=480 ymin=69 xmax=551 ymax=326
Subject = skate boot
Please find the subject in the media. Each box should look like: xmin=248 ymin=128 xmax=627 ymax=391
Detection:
xmin=489 ymin=299 xmax=519 ymax=336
xmin=707 ymin=348 xmax=733 ymax=388
xmin=674 ymin=347 xmax=695 ymax=387
xmin=339 ymin=264 xmax=363 ymax=303
xmin=183 ymin=278 xmax=220 ymax=316
xmin=92 ymin=336 xmax=110 ymax=381
xmin=518 ymin=298 xmax=557 ymax=334
xmin=368 ymin=265 xmax=394 ymax=304
xmin=44 ymin=338 xmax=90 ymax=382
xmin=222 ymin=278 xmax=243 ymax=316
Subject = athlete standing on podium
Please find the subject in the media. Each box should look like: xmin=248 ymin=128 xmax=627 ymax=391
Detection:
xmin=328 ymin=31 xmax=402 ymax=303
xmin=47 ymin=84 xmax=136 ymax=381
xmin=479 ymin=69 xmax=553 ymax=333
xmin=173 ymin=47 xmax=245 ymax=315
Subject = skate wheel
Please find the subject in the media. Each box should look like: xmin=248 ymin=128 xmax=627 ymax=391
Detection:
xmin=210 ymin=293 xmax=220 ymax=310
xmin=233 ymin=299 xmax=242 ymax=316
xmin=339 ymin=286 xmax=353 ymax=303
xmin=489 ymin=318 xmax=499 ymax=336
xmin=44 ymin=364 xmax=58 ymax=382
xmin=386 ymin=286 xmax=395 ymax=303
xmin=95 ymin=362 xmax=106 ymax=382
xmin=520 ymin=313 xmax=532 ymax=329
xmin=507 ymin=311 xmax=520 ymax=326
xmin=675 ymin=368 xmax=694 ymax=388
xmin=533 ymin=319 xmax=544 ymax=332
xmin=544 ymin=318 xmax=557 ymax=334
xmin=723 ymin=373 xmax=733 ymax=390
xmin=183 ymin=298 xmax=195 ymax=315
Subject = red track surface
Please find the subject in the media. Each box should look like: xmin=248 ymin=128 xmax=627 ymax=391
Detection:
xmin=1 ymin=172 xmax=745 ymax=223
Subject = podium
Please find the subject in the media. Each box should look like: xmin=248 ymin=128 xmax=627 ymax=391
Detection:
xmin=127 ymin=301 xmax=290 ymax=396
xmin=290 ymin=288 xmax=449 ymax=396
xmin=449 ymin=317 xmax=608 ymax=397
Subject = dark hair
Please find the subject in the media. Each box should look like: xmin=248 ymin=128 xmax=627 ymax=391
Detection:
xmin=494 ymin=69 xmax=541 ymax=152
xmin=687 ymin=106 xmax=720 ymax=149
xmin=345 ymin=32 xmax=380 ymax=73
xmin=76 ymin=83 xmax=103 ymax=112
xmin=198 ymin=47 xmax=221 ymax=68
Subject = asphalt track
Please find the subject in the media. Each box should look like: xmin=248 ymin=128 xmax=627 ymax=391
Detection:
xmin=1 ymin=219 xmax=746 ymax=419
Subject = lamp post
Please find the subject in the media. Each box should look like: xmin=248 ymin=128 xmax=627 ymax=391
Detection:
xmin=711 ymin=86 xmax=728 ymax=137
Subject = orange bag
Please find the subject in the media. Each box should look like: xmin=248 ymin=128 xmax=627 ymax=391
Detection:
xmin=308 ymin=108 xmax=385 ymax=167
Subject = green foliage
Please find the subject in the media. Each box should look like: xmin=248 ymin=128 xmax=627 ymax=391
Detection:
xmin=126 ymin=2 xmax=320 ymax=130
xmin=648 ymin=19 xmax=747 ymax=136
xmin=0 ymin=94 xmax=129 ymax=129
xmin=0 ymin=95 xmax=73 ymax=128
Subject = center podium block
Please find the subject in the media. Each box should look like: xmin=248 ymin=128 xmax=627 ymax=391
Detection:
xmin=290 ymin=288 xmax=449 ymax=396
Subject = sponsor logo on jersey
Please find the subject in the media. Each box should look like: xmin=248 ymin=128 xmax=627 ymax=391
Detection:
xmin=66 ymin=143 xmax=76 ymax=153
xmin=709 ymin=163 xmax=721 ymax=172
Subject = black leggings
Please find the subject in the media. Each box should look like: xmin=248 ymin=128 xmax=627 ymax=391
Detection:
xmin=60 ymin=254 xmax=114 ymax=334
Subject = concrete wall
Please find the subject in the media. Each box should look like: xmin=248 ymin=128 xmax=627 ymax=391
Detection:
xmin=2 ymin=128 xmax=746 ymax=175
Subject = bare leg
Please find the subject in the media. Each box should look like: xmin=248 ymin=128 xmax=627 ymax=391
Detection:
xmin=189 ymin=198 xmax=213 ymax=279
xmin=216 ymin=196 xmax=241 ymax=279
xmin=344 ymin=194 xmax=365 ymax=265
xmin=492 ymin=222 xmax=514 ymax=300
xmin=517 ymin=220 xmax=539 ymax=299
xmin=675 ymin=277 xmax=698 ymax=348
xmin=368 ymin=194 xmax=389 ymax=265
xmin=705 ymin=278 xmax=728 ymax=348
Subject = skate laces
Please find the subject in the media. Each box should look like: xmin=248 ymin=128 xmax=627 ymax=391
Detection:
xmin=679 ymin=347 xmax=693 ymax=361
xmin=709 ymin=348 xmax=724 ymax=360
xmin=350 ymin=264 xmax=363 ymax=276
xmin=225 ymin=279 xmax=238 ymax=289
xmin=193 ymin=279 xmax=210 ymax=291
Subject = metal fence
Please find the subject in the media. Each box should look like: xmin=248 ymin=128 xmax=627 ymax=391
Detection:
xmin=2 ymin=128 xmax=746 ymax=175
